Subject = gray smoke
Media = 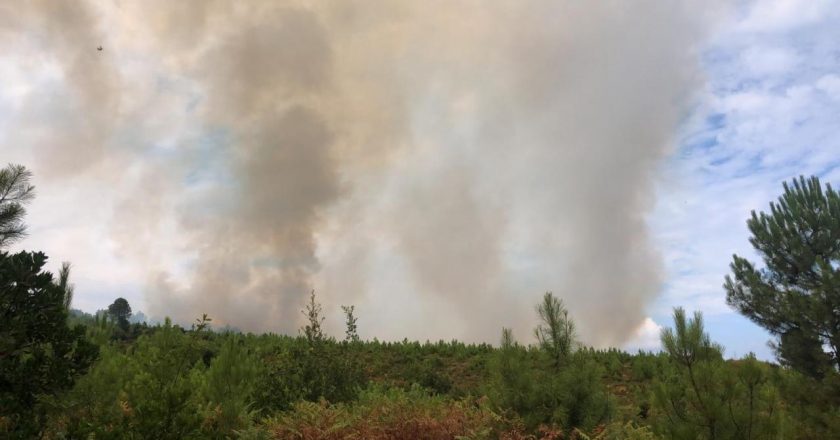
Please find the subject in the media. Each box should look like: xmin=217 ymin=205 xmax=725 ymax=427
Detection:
xmin=0 ymin=0 xmax=118 ymax=176
xmin=1 ymin=1 xmax=721 ymax=345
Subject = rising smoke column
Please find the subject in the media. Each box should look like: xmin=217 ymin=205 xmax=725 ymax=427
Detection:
xmin=313 ymin=1 xmax=714 ymax=345
xmin=126 ymin=4 xmax=344 ymax=330
xmin=1 ymin=1 xmax=720 ymax=344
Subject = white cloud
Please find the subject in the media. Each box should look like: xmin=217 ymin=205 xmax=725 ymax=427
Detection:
xmin=736 ymin=0 xmax=832 ymax=33
xmin=816 ymin=74 xmax=840 ymax=101
xmin=741 ymin=46 xmax=798 ymax=75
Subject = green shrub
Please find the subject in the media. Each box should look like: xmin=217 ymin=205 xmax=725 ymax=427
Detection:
xmin=254 ymin=336 xmax=366 ymax=413
xmin=261 ymin=385 xmax=504 ymax=440
xmin=0 ymin=251 xmax=98 ymax=438
xmin=653 ymin=308 xmax=787 ymax=440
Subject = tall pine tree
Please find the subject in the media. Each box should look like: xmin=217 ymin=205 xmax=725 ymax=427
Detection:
xmin=725 ymin=175 xmax=840 ymax=377
xmin=534 ymin=292 xmax=576 ymax=370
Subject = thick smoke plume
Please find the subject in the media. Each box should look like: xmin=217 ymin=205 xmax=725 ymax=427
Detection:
xmin=1 ymin=1 xmax=717 ymax=346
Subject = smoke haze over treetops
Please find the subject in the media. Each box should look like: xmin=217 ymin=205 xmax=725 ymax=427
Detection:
xmin=0 ymin=1 xmax=723 ymax=346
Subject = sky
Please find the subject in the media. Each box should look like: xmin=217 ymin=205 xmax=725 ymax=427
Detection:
xmin=645 ymin=0 xmax=840 ymax=359
xmin=1 ymin=0 xmax=839 ymax=360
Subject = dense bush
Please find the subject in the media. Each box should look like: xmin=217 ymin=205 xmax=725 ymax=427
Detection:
xmin=11 ymin=301 xmax=838 ymax=439
xmin=652 ymin=309 xmax=788 ymax=440
xmin=486 ymin=326 xmax=612 ymax=434
xmin=254 ymin=336 xmax=366 ymax=413
xmin=0 ymin=251 xmax=98 ymax=438
xmin=18 ymin=292 xmax=838 ymax=439
xmin=258 ymin=386 xmax=505 ymax=440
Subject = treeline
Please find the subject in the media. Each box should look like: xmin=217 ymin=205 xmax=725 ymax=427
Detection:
xmin=1 ymin=164 xmax=839 ymax=439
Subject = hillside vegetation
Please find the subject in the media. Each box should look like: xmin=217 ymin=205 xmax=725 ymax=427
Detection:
xmin=4 ymin=297 xmax=839 ymax=439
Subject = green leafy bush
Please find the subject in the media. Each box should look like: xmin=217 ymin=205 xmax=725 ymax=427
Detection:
xmin=653 ymin=308 xmax=787 ymax=440
xmin=0 ymin=251 xmax=98 ymax=438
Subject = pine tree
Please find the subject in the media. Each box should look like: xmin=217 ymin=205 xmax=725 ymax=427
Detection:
xmin=107 ymin=297 xmax=133 ymax=332
xmin=534 ymin=291 xmax=576 ymax=370
xmin=655 ymin=308 xmax=785 ymax=440
xmin=341 ymin=305 xmax=359 ymax=342
xmin=491 ymin=328 xmax=530 ymax=409
xmin=201 ymin=335 xmax=260 ymax=436
xmin=301 ymin=290 xmax=324 ymax=344
xmin=725 ymin=175 xmax=840 ymax=377
xmin=0 ymin=251 xmax=98 ymax=436
xmin=656 ymin=308 xmax=726 ymax=439
xmin=58 ymin=262 xmax=74 ymax=311
xmin=0 ymin=164 xmax=35 ymax=249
